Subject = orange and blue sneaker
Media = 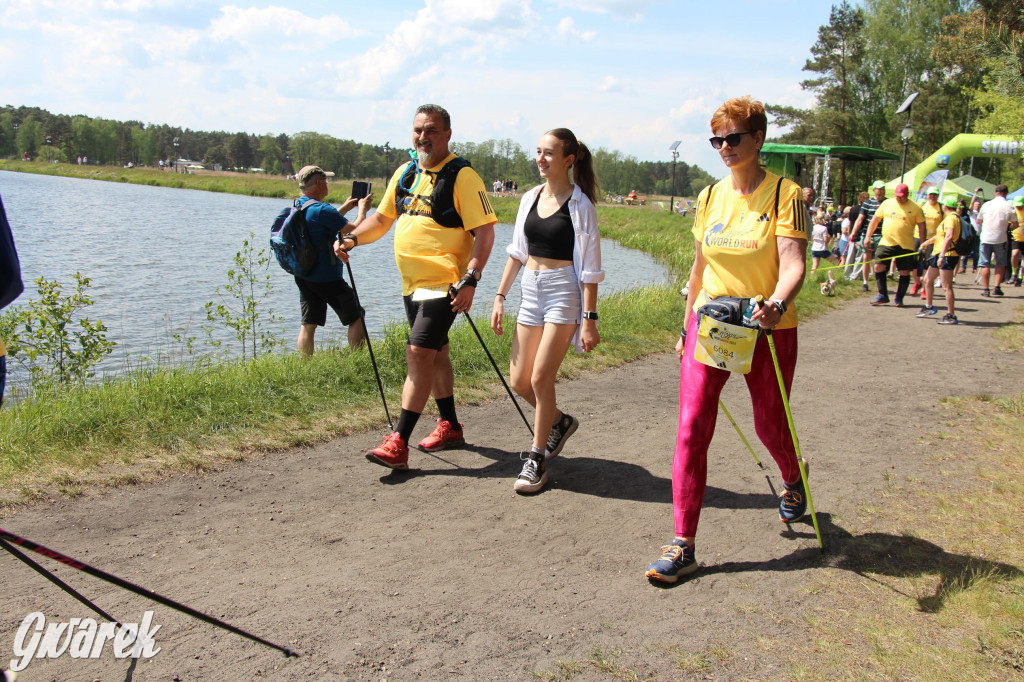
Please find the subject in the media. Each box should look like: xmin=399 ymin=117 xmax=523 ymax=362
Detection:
xmin=779 ymin=459 xmax=810 ymax=523
xmin=417 ymin=419 xmax=465 ymax=452
xmin=366 ymin=432 xmax=409 ymax=470
xmin=645 ymin=539 xmax=697 ymax=583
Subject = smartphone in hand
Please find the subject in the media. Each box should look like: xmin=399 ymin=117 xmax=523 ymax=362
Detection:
xmin=352 ymin=181 xmax=372 ymax=199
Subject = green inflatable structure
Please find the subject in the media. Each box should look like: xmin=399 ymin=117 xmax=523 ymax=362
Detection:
xmin=887 ymin=133 xmax=1021 ymax=197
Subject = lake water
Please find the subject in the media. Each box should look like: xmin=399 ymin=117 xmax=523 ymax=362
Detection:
xmin=0 ymin=170 xmax=669 ymax=379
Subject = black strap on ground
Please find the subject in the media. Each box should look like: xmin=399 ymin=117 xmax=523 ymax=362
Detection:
xmin=0 ymin=528 xmax=298 ymax=658
xmin=346 ymin=261 xmax=394 ymax=431
xmin=460 ymin=310 xmax=534 ymax=436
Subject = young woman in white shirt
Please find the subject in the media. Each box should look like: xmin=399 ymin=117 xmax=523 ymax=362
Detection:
xmin=490 ymin=128 xmax=604 ymax=494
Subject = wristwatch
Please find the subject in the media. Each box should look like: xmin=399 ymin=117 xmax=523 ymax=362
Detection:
xmin=582 ymin=311 xmax=599 ymax=320
xmin=466 ymin=268 xmax=481 ymax=281
xmin=768 ymin=298 xmax=787 ymax=315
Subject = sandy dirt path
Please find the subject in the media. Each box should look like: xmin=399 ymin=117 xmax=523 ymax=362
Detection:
xmin=2 ymin=278 xmax=1021 ymax=681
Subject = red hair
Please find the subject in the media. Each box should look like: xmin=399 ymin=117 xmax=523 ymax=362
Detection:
xmin=710 ymin=96 xmax=767 ymax=140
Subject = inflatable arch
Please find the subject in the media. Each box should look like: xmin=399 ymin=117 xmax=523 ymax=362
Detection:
xmin=888 ymin=133 xmax=1022 ymax=193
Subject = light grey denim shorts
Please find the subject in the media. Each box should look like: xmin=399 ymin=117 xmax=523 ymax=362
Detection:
xmin=517 ymin=265 xmax=582 ymax=327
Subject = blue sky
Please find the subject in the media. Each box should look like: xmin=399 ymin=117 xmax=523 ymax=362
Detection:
xmin=0 ymin=0 xmax=835 ymax=175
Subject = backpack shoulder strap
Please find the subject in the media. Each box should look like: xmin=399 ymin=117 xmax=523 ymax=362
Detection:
xmin=773 ymin=176 xmax=784 ymax=220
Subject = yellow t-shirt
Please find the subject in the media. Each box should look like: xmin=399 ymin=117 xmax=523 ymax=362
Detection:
xmin=691 ymin=172 xmax=809 ymax=329
xmin=934 ymin=213 xmax=961 ymax=257
xmin=0 ymin=335 xmax=5 ymax=357
xmin=922 ymin=201 xmax=943 ymax=241
xmin=1013 ymin=207 xmax=1024 ymax=241
xmin=377 ymin=153 xmax=497 ymax=295
xmin=875 ymin=198 xmax=925 ymax=250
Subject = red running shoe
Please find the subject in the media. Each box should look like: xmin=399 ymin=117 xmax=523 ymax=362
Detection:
xmin=366 ymin=432 xmax=409 ymax=469
xmin=417 ymin=419 xmax=465 ymax=452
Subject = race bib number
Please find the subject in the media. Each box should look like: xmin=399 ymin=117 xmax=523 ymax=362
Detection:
xmin=694 ymin=316 xmax=759 ymax=374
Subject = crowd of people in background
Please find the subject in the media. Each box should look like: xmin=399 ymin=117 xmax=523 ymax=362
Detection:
xmin=492 ymin=177 xmax=518 ymax=197
xmin=799 ymin=182 xmax=1022 ymax=326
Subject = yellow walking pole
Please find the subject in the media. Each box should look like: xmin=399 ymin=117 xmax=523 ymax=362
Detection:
xmin=764 ymin=329 xmax=824 ymax=552
xmin=719 ymin=400 xmax=764 ymax=469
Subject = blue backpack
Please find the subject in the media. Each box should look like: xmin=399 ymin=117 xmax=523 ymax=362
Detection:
xmin=955 ymin=215 xmax=977 ymax=256
xmin=270 ymin=200 xmax=327 ymax=277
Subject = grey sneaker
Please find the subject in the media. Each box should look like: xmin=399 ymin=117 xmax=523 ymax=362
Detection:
xmin=915 ymin=305 xmax=937 ymax=318
xmin=545 ymin=412 xmax=579 ymax=459
xmin=938 ymin=313 xmax=959 ymax=325
xmin=514 ymin=451 xmax=547 ymax=494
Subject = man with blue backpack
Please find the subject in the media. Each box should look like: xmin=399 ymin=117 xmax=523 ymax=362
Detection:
xmin=278 ymin=165 xmax=373 ymax=355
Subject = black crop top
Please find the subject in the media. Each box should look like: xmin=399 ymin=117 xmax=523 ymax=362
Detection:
xmin=524 ymin=194 xmax=575 ymax=261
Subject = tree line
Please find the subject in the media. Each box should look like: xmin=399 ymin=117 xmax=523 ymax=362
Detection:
xmin=771 ymin=0 xmax=1024 ymax=204
xmin=0 ymin=104 xmax=716 ymax=197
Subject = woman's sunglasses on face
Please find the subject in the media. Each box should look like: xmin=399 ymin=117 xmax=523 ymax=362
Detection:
xmin=709 ymin=131 xmax=753 ymax=150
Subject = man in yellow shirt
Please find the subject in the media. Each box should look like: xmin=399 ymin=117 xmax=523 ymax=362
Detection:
xmin=338 ymin=104 xmax=496 ymax=469
xmin=1011 ymin=195 xmax=1024 ymax=286
xmin=864 ymin=182 xmax=925 ymax=306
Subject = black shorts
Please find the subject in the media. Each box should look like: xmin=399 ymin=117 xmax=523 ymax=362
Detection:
xmin=1013 ymin=240 xmax=1024 ymax=253
xmin=927 ymin=254 xmax=959 ymax=271
xmin=875 ymin=245 xmax=918 ymax=272
xmin=297 ymin=277 xmax=362 ymax=327
xmin=403 ymin=293 xmax=458 ymax=351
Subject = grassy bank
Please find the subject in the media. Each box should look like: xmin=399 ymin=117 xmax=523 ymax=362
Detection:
xmin=790 ymin=377 xmax=1024 ymax=677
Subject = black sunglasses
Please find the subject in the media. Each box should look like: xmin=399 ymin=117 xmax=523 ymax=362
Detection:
xmin=709 ymin=131 xmax=753 ymax=150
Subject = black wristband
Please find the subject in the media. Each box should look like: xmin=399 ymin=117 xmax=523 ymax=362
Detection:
xmin=458 ymin=273 xmax=478 ymax=289
xmin=341 ymin=233 xmax=358 ymax=246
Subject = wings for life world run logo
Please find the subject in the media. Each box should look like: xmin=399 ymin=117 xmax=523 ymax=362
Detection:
xmin=8 ymin=611 xmax=161 ymax=672
xmin=936 ymin=154 xmax=950 ymax=169
xmin=704 ymin=223 xmax=760 ymax=250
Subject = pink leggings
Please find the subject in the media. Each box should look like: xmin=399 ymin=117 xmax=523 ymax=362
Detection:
xmin=673 ymin=313 xmax=800 ymax=538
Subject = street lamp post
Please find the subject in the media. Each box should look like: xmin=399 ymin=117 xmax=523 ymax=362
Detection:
xmin=383 ymin=141 xmax=390 ymax=181
xmin=172 ymin=136 xmax=180 ymax=173
xmin=900 ymin=123 xmax=913 ymax=183
xmin=668 ymin=141 xmax=681 ymax=215
xmin=895 ymin=91 xmax=919 ymax=184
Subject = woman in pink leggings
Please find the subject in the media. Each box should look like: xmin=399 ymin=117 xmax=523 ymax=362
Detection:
xmin=645 ymin=96 xmax=809 ymax=584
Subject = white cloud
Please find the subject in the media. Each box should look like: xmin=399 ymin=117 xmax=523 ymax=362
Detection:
xmin=669 ymin=96 xmax=718 ymax=121
xmin=550 ymin=0 xmax=662 ymax=21
xmin=556 ymin=16 xmax=597 ymax=41
xmin=209 ymin=6 xmax=362 ymax=46
xmin=332 ymin=0 xmax=540 ymax=95
xmin=598 ymin=75 xmax=621 ymax=92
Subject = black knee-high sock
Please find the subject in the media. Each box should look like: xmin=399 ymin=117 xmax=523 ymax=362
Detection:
xmin=397 ymin=409 xmax=420 ymax=443
xmin=896 ymin=274 xmax=910 ymax=300
xmin=435 ymin=395 xmax=458 ymax=426
xmin=875 ymin=271 xmax=888 ymax=296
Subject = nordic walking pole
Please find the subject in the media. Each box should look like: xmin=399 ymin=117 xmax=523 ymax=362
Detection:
xmin=345 ymin=261 xmax=394 ymax=431
xmin=1 ymin=538 xmax=125 ymax=628
xmin=0 ymin=528 xmax=298 ymax=657
xmin=460 ymin=309 xmax=533 ymax=437
xmin=719 ymin=400 xmax=763 ymax=469
xmin=762 ymin=332 xmax=824 ymax=552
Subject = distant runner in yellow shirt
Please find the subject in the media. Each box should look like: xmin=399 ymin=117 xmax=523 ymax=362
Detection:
xmin=863 ymin=183 xmax=925 ymax=307
xmin=917 ymin=195 xmax=962 ymax=325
